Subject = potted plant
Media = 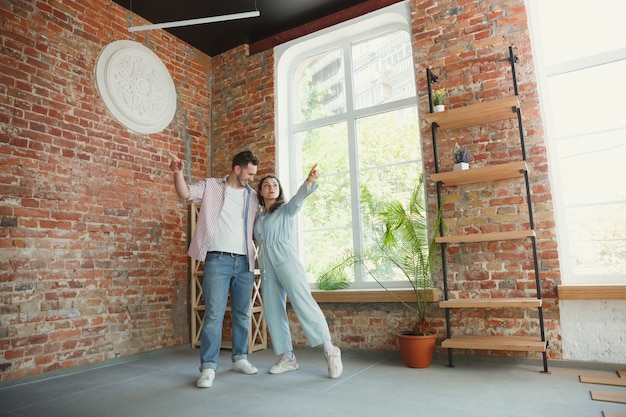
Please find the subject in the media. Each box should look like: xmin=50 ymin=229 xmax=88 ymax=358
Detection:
xmin=319 ymin=176 xmax=440 ymax=368
xmin=453 ymin=147 xmax=471 ymax=171
xmin=432 ymin=88 xmax=446 ymax=112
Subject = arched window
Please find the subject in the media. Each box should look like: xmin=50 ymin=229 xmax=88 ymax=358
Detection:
xmin=275 ymin=3 xmax=423 ymax=288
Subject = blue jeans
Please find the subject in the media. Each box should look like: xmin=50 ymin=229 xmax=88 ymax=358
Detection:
xmin=200 ymin=252 xmax=254 ymax=370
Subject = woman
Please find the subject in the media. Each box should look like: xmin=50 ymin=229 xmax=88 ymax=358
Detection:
xmin=254 ymin=164 xmax=343 ymax=379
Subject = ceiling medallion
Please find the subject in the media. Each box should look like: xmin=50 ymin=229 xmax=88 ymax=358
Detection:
xmin=95 ymin=40 xmax=176 ymax=134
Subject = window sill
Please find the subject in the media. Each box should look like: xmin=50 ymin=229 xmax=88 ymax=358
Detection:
xmin=557 ymin=285 xmax=626 ymax=300
xmin=310 ymin=288 xmax=439 ymax=303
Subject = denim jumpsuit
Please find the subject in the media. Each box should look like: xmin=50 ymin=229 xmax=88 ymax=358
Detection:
xmin=253 ymin=181 xmax=331 ymax=355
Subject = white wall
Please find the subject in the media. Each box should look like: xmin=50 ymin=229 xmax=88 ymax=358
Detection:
xmin=560 ymin=301 xmax=626 ymax=364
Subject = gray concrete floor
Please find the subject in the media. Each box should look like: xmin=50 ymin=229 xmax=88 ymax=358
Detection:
xmin=1 ymin=346 xmax=625 ymax=417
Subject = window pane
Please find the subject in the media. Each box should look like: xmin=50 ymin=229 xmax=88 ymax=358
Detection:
xmin=556 ymin=130 xmax=626 ymax=278
xmin=352 ymin=30 xmax=416 ymax=110
xmin=297 ymin=123 xmax=349 ymax=179
xmin=360 ymin=225 xmax=406 ymax=284
xmin=358 ymin=164 xmax=422 ymax=223
xmin=294 ymin=48 xmax=346 ymax=123
xmin=356 ymin=107 xmax=420 ymax=170
xmin=567 ymin=205 xmax=626 ymax=276
xmin=548 ymin=61 xmax=626 ymax=138
xmin=296 ymin=123 xmax=354 ymax=284
xmin=356 ymin=108 xmax=421 ymax=209
xmin=534 ymin=0 xmax=626 ymax=67
xmin=303 ymin=228 xmax=353 ymax=284
xmin=355 ymin=108 xmax=422 ymax=284
xmin=296 ymin=123 xmax=352 ymax=230
xmin=556 ymin=131 xmax=626 ymax=207
xmin=547 ymin=59 xmax=626 ymax=281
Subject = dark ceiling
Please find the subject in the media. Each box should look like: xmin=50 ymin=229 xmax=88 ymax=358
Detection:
xmin=112 ymin=0 xmax=394 ymax=57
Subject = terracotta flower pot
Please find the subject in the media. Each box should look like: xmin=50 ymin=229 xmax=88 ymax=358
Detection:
xmin=397 ymin=331 xmax=436 ymax=368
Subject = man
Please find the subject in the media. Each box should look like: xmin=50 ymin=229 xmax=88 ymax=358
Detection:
xmin=168 ymin=150 xmax=260 ymax=388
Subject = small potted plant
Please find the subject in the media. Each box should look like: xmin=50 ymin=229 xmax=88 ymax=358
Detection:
xmin=432 ymin=88 xmax=446 ymax=112
xmin=453 ymin=147 xmax=471 ymax=171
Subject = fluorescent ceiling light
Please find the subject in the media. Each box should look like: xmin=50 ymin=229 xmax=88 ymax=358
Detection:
xmin=129 ymin=10 xmax=260 ymax=32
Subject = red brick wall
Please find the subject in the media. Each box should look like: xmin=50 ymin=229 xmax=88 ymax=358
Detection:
xmin=0 ymin=0 xmax=212 ymax=381
xmin=211 ymin=45 xmax=276 ymax=176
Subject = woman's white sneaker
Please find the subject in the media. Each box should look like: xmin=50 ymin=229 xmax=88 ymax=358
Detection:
xmin=325 ymin=347 xmax=343 ymax=379
xmin=269 ymin=356 xmax=299 ymax=374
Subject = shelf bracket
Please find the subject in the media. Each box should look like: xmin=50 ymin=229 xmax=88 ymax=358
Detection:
xmin=426 ymin=68 xmax=439 ymax=114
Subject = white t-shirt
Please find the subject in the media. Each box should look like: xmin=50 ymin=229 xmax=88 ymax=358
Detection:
xmin=208 ymin=186 xmax=246 ymax=255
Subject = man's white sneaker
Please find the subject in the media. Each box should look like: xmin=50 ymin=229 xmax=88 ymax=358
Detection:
xmin=269 ymin=356 xmax=299 ymax=374
xmin=232 ymin=359 xmax=258 ymax=375
xmin=325 ymin=347 xmax=343 ymax=379
xmin=196 ymin=368 xmax=215 ymax=388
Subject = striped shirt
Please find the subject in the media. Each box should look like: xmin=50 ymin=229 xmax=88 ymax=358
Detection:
xmin=187 ymin=176 xmax=259 ymax=272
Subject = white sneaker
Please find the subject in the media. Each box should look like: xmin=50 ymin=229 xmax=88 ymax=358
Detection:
xmin=269 ymin=356 xmax=299 ymax=374
xmin=232 ymin=359 xmax=258 ymax=375
xmin=196 ymin=368 xmax=215 ymax=388
xmin=325 ymin=347 xmax=343 ymax=379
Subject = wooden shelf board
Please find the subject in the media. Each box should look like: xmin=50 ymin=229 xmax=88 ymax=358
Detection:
xmin=579 ymin=375 xmax=626 ymax=387
xmin=436 ymin=229 xmax=535 ymax=244
xmin=441 ymin=335 xmax=547 ymax=352
xmin=440 ymin=297 xmax=542 ymax=308
xmin=430 ymin=161 xmax=527 ymax=186
xmin=591 ymin=391 xmax=626 ymax=404
xmin=558 ymin=285 xmax=626 ymax=300
xmin=312 ymin=288 xmax=439 ymax=303
xmin=603 ymin=411 xmax=626 ymax=417
xmin=424 ymin=95 xmax=520 ymax=130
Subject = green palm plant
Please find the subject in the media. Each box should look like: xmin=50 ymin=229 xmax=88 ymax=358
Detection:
xmin=319 ymin=175 xmax=440 ymax=335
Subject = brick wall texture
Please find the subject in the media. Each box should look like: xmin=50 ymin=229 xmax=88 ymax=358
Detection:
xmin=0 ymin=0 xmax=561 ymax=382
